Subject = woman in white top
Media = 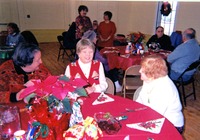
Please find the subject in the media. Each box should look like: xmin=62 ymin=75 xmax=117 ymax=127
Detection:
xmin=136 ymin=54 xmax=184 ymax=134
xmin=65 ymin=38 xmax=108 ymax=94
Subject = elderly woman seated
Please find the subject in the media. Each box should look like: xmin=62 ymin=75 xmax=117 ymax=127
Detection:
xmin=136 ymin=55 xmax=184 ymax=134
xmin=0 ymin=43 xmax=51 ymax=103
xmin=65 ymin=38 xmax=108 ymax=94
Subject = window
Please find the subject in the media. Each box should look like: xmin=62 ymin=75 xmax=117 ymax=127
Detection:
xmin=156 ymin=1 xmax=178 ymax=36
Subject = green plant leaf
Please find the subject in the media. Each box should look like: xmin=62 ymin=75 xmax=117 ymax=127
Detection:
xmin=62 ymin=98 xmax=73 ymax=113
xmin=59 ymin=75 xmax=70 ymax=81
xmin=75 ymin=87 xmax=88 ymax=97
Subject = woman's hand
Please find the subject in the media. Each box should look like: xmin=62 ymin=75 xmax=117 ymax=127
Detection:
xmin=85 ymin=86 xmax=96 ymax=94
xmin=100 ymin=35 xmax=111 ymax=42
xmin=105 ymin=36 xmax=111 ymax=41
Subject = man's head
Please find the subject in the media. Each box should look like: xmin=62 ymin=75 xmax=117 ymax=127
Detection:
xmin=182 ymin=28 xmax=196 ymax=42
xmin=156 ymin=26 xmax=164 ymax=38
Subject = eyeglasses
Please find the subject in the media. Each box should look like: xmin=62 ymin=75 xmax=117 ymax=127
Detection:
xmin=157 ymin=30 xmax=164 ymax=33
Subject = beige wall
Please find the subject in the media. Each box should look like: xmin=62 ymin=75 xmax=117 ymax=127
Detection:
xmin=0 ymin=0 xmax=19 ymax=30
xmin=1 ymin=1 xmax=200 ymax=42
xmin=175 ymin=2 xmax=200 ymax=39
xmin=0 ymin=0 xmax=158 ymax=42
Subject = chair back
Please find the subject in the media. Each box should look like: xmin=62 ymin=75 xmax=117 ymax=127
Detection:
xmin=62 ymin=31 xmax=76 ymax=49
xmin=125 ymin=65 xmax=141 ymax=76
xmin=21 ymin=30 xmax=39 ymax=46
xmin=133 ymin=86 xmax=142 ymax=101
xmin=122 ymin=65 xmax=143 ymax=98
xmin=174 ymin=60 xmax=200 ymax=106
xmin=57 ymin=34 xmax=75 ymax=62
xmin=170 ymin=31 xmax=182 ymax=48
xmin=105 ymin=77 xmax=115 ymax=95
xmin=57 ymin=35 xmax=64 ymax=47
xmin=178 ymin=60 xmax=200 ymax=80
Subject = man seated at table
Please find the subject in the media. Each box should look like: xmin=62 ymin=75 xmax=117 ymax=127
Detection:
xmin=65 ymin=38 xmax=108 ymax=94
xmin=146 ymin=26 xmax=174 ymax=51
xmin=167 ymin=28 xmax=200 ymax=81
xmin=0 ymin=43 xmax=51 ymax=103
xmin=136 ymin=55 xmax=184 ymax=134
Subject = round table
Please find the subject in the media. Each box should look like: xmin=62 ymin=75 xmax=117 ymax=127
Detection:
xmin=14 ymin=92 xmax=182 ymax=140
xmin=100 ymin=46 xmax=170 ymax=70
xmin=81 ymin=93 xmax=183 ymax=140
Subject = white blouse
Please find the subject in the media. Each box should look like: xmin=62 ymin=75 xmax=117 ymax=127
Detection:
xmin=136 ymin=75 xmax=184 ymax=127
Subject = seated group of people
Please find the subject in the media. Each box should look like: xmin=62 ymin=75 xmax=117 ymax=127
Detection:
xmin=136 ymin=27 xmax=200 ymax=134
xmin=1 ymin=5 xmax=200 ymax=136
xmin=146 ymin=26 xmax=200 ymax=81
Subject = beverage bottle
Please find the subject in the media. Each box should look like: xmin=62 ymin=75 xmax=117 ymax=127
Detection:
xmin=125 ymin=42 xmax=132 ymax=53
xmin=128 ymin=42 xmax=132 ymax=51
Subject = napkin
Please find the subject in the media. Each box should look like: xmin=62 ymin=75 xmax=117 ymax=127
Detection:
xmin=103 ymin=50 xmax=119 ymax=54
xmin=120 ymin=54 xmax=130 ymax=58
xmin=126 ymin=118 xmax=165 ymax=134
xmin=92 ymin=93 xmax=114 ymax=105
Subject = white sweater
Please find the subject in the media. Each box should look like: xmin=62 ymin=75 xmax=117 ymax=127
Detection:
xmin=136 ymin=75 xmax=184 ymax=127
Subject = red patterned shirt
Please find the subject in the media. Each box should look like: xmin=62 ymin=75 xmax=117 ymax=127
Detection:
xmin=75 ymin=15 xmax=93 ymax=39
xmin=0 ymin=60 xmax=51 ymax=103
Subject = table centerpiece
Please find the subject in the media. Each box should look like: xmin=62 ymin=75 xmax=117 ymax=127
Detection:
xmin=17 ymin=75 xmax=90 ymax=140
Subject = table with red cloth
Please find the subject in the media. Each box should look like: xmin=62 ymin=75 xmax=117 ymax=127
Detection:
xmin=100 ymin=46 xmax=170 ymax=70
xmin=81 ymin=93 xmax=183 ymax=140
xmin=12 ymin=93 xmax=182 ymax=140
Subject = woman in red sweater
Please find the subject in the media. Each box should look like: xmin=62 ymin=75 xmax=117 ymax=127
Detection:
xmin=97 ymin=11 xmax=116 ymax=48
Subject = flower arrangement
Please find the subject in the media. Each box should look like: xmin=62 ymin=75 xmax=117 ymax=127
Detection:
xmin=127 ymin=32 xmax=145 ymax=44
xmin=18 ymin=75 xmax=89 ymax=140
xmin=126 ymin=32 xmax=145 ymax=53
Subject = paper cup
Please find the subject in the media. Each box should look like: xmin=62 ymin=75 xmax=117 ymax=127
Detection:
xmin=14 ymin=130 xmax=26 ymax=140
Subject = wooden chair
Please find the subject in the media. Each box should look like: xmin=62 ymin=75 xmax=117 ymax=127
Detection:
xmin=173 ymin=60 xmax=200 ymax=106
xmin=122 ymin=65 xmax=143 ymax=98
xmin=105 ymin=77 xmax=115 ymax=95
xmin=57 ymin=35 xmax=74 ymax=62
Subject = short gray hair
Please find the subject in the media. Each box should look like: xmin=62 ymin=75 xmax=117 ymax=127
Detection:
xmin=183 ymin=28 xmax=196 ymax=39
xmin=76 ymin=38 xmax=95 ymax=53
xmin=82 ymin=30 xmax=96 ymax=42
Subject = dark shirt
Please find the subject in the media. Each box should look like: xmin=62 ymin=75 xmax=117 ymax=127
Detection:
xmin=147 ymin=34 xmax=174 ymax=51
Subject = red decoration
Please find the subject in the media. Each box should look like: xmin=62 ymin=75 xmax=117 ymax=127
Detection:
xmin=21 ymin=75 xmax=89 ymax=140
xmin=28 ymin=98 xmax=71 ymax=140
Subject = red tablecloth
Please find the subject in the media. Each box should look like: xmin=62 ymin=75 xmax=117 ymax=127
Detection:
xmin=9 ymin=92 xmax=182 ymax=140
xmin=6 ymin=101 xmax=30 ymax=130
xmin=100 ymin=46 xmax=170 ymax=70
xmin=81 ymin=93 xmax=183 ymax=140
